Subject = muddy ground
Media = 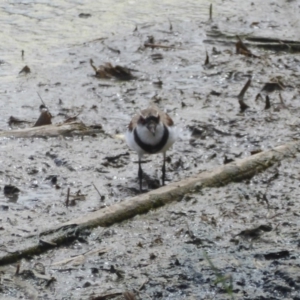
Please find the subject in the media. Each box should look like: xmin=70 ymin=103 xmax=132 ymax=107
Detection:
xmin=1 ymin=0 xmax=300 ymax=299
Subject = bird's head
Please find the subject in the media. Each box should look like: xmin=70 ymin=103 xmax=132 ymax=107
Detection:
xmin=138 ymin=112 xmax=160 ymax=137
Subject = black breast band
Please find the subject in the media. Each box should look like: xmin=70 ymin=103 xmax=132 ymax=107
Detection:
xmin=134 ymin=125 xmax=169 ymax=154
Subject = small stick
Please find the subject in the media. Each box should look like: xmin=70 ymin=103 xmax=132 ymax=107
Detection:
xmin=90 ymin=59 xmax=98 ymax=72
xmin=15 ymin=263 xmax=20 ymax=275
xmin=236 ymin=35 xmax=251 ymax=53
xmin=265 ymin=95 xmax=271 ymax=110
xmin=238 ymin=77 xmax=251 ymax=100
xmin=209 ymin=4 xmax=213 ymax=20
xmin=144 ymin=43 xmax=174 ymax=49
xmin=39 ymin=239 xmax=57 ymax=247
xmin=279 ymin=93 xmax=287 ymax=109
xmin=37 ymin=92 xmax=47 ymax=108
xmin=168 ymin=18 xmax=173 ymax=31
xmin=66 ymin=187 xmax=70 ymax=207
xmin=238 ymin=77 xmax=251 ymax=112
xmin=21 ymin=50 xmax=24 ymax=60
xmin=204 ymin=51 xmax=209 ymax=65
xmin=268 ymin=212 xmax=284 ymax=219
xmin=92 ymin=182 xmax=104 ymax=201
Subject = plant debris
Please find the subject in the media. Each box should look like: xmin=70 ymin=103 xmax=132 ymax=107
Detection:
xmin=265 ymin=95 xmax=271 ymax=109
xmin=19 ymin=65 xmax=31 ymax=74
xmin=90 ymin=59 xmax=136 ymax=80
xmin=33 ymin=109 xmax=52 ymax=127
xmin=236 ymin=224 xmax=272 ymax=240
xmin=4 ymin=184 xmax=20 ymax=195
xmin=8 ymin=116 xmax=31 ymax=126
xmin=261 ymin=81 xmax=284 ymax=93
xmin=236 ymin=36 xmax=259 ymax=58
xmin=237 ymin=77 xmax=251 ymax=112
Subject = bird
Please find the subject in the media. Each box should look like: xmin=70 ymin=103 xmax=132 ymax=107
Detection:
xmin=125 ymin=106 xmax=178 ymax=191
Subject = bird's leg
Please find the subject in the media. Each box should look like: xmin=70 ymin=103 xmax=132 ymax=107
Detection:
xmin=162 ymin=152 xmax=166 ymax=185
xmin=138 ymin=157 xmax=143 ymax=192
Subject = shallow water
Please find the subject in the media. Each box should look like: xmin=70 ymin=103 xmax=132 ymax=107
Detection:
xmin=0 ymin=0 xmax=209 ymax=66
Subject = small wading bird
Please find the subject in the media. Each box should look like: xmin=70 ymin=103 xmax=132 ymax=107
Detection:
xmin=125 ymin=107 xmax=178 ymax=191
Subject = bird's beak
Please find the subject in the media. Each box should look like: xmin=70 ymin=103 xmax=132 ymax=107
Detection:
xmin=146 ymin=122 xmax=157 ymax=136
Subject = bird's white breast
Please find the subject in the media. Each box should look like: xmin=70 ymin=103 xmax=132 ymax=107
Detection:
xmin=125 ymin=124 xmax=178 ymax=157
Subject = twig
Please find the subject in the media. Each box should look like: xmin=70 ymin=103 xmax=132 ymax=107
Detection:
xmin=168 ymin=18 xmax=173 ymax=31
xmin=265 ymin=95 xmax=271 ymax=109
xmin=66 ymin=187 xmax=70 ymax=207
xmin=268 ymin=212 xmax=284 ymax=219
xmin=238 ymin=77 xmax=251 ymax=100
xmin=91 ymin=292 xmax=122 ymax=300
xmin=37 ymin=92 xmax=46 ymax=106
xmin=238 ymin=78 xmax=251 ymax=112
xmin=204 ymin=51 xmax=209 ymax=65
xmin=144 ymin=43 xmax=174 ymax=49
xmin=15 ymin=263 xmax=20 ymax=275
xmin=39 ymin=239 xmax=57 ymax=247
xmin=236 ymin=36 xmax=259 ymax=58
xmin=279 ymin=93 xmax=287 ymax=109
xmin=209 ymin=4 xmax=213 ymax=20
xmin=92 ymin=182 xmax=104 ymax=201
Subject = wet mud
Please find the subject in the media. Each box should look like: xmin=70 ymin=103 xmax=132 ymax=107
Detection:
xmin=1 ymin=0 xmax=300 ymax=299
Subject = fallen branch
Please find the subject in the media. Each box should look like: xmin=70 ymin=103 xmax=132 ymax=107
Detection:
xmin=0 ymin=122 xmax=103 ymax=138
xmin=0 ymin=140 xmax=299 ymax=265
